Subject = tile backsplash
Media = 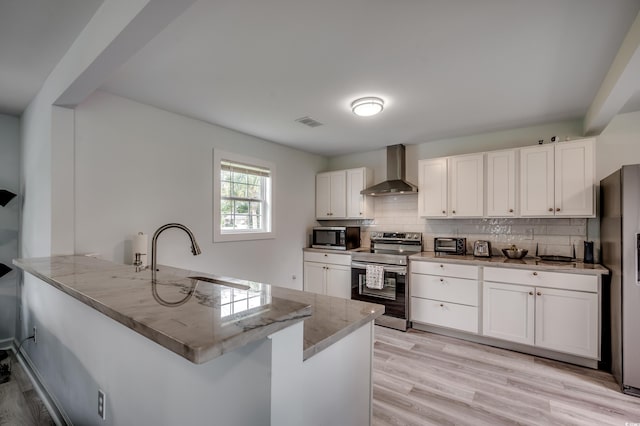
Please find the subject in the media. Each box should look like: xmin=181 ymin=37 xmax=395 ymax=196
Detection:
xmin=358 ymin=195 xmax=597 ymax=260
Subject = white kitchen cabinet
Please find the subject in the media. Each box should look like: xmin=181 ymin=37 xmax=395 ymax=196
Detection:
xmin=418 ymin=157 xmax=447 ymax=217
xmin=346 ymin=167 xmax=374 ymax=219
xmin=520 ymin=144 xmax=555 ymax=217
xmin=418 ymin=154 xmax=483 ymax=218
xmin=486 ymin=149 xmax=517 ymax=217
xmin=410 ymin=261 xmax=480 ymax=333
xmin=483 ymin=281 xmax=535 ymax=345
xmin=449 ymin=153 xmax=484 ymax=217
xmin=303 ymin=261 xmax=326 ymax=295
xmin=535 ymin=287 xmax=598 ymax=358
xmin=303 ymin=251 xmax=352 ymax=299
xmin=520 ymin=139 xmax=595 ymax=217
xmin=554 ymin=139 xmax=595 ymax=217
xmin=482 ymin=266 xmax=599 ymax=359
xmin=325 ymin=264 xmax=352 ymax=299
xmin=316 ymin=171 xmax=347 ymax=219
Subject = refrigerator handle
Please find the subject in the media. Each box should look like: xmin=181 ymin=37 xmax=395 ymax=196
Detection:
xmin=637 ymin=233 xmax=640 ymax=284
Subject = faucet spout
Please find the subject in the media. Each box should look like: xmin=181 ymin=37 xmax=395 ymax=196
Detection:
xmin=151 ymin=223 xmax=201 ymax=282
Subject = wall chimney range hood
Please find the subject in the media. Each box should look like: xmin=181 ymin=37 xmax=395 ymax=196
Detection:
xmin=361 ymin=144 xmax=418 ymax=196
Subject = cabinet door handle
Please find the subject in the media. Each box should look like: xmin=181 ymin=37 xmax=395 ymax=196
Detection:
xmin=537 ymin=291 xmax=542 ymax=296
xmin=442 ymin=210 xmax=446 ymax=214
xmin=532 ymin=272 xmax=538 ymax=276
xmin=556 ymin=208 xmax=561 ymax=212
xmin=548 ymin=208 xmax=553 ymax=212
xmin=509 ymin=209 xmax=514 ymax=213
xmin=529 ymin=291 xmax=534 ymax=296
xmin=324 ymin=254 xmax=328 ymax=257
xmin=452 ymin=210 xmax=456 ymax=214
xmin=439 ymin=278 xmax=444 ymax=282
xmin=439 ymin=303 xmax=444 ymax=308
xmin=439 ymin=264 xmax=444 ymax=268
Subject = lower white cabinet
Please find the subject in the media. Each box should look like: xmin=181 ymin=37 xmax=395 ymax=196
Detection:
xmin=303 ymin=251 xmax=352 ymax=299
xmin=483 ymin=281 xmax=535 ymax=345
xmin=535 ymin=287 xmax=598 ymax=358
xmin=482 ymin=267 xmax=599 ymax=359
xmin=410 ymin=262 xmax=480 ymax=333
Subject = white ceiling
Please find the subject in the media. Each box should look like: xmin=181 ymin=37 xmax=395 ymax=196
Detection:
xmin=100 ymin=0 xmax=640 ymax=156
xmin=0 ymin=0 xmax=103 ymax=116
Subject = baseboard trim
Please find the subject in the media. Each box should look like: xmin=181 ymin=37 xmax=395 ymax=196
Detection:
xmin=12 ymin=341 xmax=71 ymax=426
xmin=410 ymin=322 xmax=599 ymax=369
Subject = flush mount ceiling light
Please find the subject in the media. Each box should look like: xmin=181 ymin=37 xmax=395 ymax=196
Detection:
xmin=351 ymin=97 xmax=384 ymax=117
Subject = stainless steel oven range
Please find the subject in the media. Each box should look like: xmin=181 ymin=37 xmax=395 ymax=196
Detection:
xmin=351 ymin=232 xmax=422 ymax=331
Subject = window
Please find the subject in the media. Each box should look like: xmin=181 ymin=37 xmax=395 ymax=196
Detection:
xmin=213 ymin=150 xmax=274 ymax=242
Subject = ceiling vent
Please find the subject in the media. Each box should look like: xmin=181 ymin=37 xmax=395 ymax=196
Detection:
xmin=295 ymin=116 xmax=323 ymax=128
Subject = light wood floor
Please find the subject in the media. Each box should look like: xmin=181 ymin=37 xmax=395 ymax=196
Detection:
xmin=372 ymin=326 xmax=640 ymax=426
xmin=0 ymin=351 xmax=55 ymax=426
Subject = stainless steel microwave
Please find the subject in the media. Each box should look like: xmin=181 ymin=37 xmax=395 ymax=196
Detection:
xmin=312 ymin=227 xmax=361 ymax=251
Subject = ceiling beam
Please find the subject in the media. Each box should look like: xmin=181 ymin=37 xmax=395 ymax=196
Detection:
xmin=584 ymin=10 xmax=640 ymax=135
xmin=54 ymin=0 xmax=197 ymax=108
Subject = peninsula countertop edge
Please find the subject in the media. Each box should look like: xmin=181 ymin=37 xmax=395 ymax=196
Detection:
xmin=13 ymin=255 xmax=384 ymax=364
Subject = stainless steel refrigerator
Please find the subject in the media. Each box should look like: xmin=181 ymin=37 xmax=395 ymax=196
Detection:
xmin=601 ymin=165 xmax=640 ymax=396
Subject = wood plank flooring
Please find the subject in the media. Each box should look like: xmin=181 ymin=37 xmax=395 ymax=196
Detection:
xmin=372 ymin=326 xmax=640 ymax=426
xmin=0 ymin=351 xmax=55 ymax=426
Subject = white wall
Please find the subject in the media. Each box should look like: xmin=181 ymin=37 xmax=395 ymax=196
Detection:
xmin=22 ymin=275 xmax=272 ymax=425
xmin=74 ymin=91 xmax=326 ymax=289
xmin=327 ymin=120 xmax=590 ymax=257
xmin=0 ymin=113 xmax=20 ymax=343
xmin=596 ymin=110 xmax=640 ymax=180
xmin=328 ymin=120 xmax=583 ymax=185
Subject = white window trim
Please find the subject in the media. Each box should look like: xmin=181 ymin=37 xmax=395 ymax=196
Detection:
xmin=213 ymin=149 xmax=275 ymax=242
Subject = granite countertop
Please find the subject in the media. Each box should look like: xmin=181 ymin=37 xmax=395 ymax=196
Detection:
xmin=410 ymin=252 xmax=609 ymax=275
xmin=14 ymin=255 xmax=384 ymax=364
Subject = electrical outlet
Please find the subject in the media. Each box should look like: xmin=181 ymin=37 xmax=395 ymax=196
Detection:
xmin=98 ymin=389 xmax=106 ymax=420
xmin=32 ymin=326 xmax=37 ymax=344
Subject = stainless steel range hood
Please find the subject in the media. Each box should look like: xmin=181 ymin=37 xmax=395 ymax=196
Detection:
xmin=361 ymin=144 xmax=418 ymax=196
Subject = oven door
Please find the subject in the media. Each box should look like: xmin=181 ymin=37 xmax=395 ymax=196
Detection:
xmin=351 ymin=261 xmax=406 ymax=318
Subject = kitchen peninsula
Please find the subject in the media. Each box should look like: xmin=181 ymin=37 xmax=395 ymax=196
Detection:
xmin=14 ymin=255 xmax=383 ymax=426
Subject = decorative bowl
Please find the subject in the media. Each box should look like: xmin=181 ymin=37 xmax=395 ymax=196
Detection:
xmin=501 ymin=247 xmax=528 ymax=259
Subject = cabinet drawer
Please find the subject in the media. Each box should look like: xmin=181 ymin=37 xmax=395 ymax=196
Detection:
xmin=483 ymin=267 xmax=597 ymax=292
xmin=303 ymin=251 xmax=351 ymax=266
xmin=411 ymin=298 xmax=478 ymax=333
xmin=411 ymin=261 xmax=478 ymax=279
xmin=411 ymin=274 xmax=478 ymax=306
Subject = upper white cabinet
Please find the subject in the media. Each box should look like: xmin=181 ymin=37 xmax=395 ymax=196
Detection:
xmin=418 ymin=158 xmax=447 ymax=217
xmin=449 ymin=154 xmax=484 ymax=217
xmin=520 ymin=139 xmax=595 ymax=217
xmin=486 ymin=149 xmax=517 ymax=217
xmin=316 ymin=168 xmax=372 ymax=220
xmin=346 ymin=168 xmax=374 ymax=219
xmin=418 ymin=154 xmax=483 ymax=218
xmin=316 ymin=171 xmax=346 ymax=219
xmin=554 ymin=139 xmax=595 ymax=217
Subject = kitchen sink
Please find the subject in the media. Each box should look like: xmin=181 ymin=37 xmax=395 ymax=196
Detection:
xmin=188 ymin=276 xmax=251 ymax=291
